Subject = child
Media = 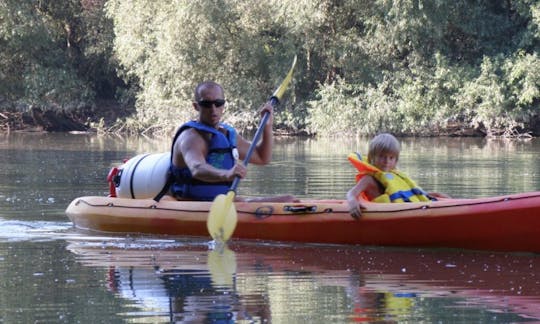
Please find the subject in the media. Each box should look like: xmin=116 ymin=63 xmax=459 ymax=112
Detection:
xmin=346 ymin=133 xmax=450 ymax=219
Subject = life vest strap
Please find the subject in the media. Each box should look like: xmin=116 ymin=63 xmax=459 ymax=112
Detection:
xmin=388 ymin=188 xmax=437 ymax=202
xmin=389 ymin=190 xmax=415 ymax=202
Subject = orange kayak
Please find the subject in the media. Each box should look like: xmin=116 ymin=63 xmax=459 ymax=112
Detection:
xmin=66 ymin=191 xmax=540 ymax=252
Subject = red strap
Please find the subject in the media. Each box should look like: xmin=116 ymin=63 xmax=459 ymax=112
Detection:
xmin=107 ymin=167 xmax=119 ymax=197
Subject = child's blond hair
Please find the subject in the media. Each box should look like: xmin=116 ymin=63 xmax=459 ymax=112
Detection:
xmin=367 ymin=133 xmax=401 ymax=164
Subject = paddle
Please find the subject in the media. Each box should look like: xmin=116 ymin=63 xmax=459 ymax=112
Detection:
xmin=207 ymin=55 xmax=298 ymax=242
xmin=207 ymin=244 xmax=237 ymax=287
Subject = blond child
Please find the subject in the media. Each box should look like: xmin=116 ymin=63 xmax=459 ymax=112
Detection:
xmin=347 ymin=133 xmax=450 ymax=219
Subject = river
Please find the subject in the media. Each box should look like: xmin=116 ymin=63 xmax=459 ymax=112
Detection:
xmin=0 ymin=132 xmax=539 ymax=323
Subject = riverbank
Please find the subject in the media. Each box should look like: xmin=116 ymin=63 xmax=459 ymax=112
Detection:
xmin=0 ymin=99 xmax=133 ymax=133
xmin=0 ymin=105 xmax=537 ymax=138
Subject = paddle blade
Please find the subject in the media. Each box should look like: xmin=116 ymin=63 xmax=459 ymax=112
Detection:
xmin=221 ymin=191 xmax=238 ymax=240
xmin=207 ymin=191 xmax=238 ymax=242
xmin=207 ymin=244 xmax=237 ymax=287
xmin=272 ymin=55 xmax=297 ymax=101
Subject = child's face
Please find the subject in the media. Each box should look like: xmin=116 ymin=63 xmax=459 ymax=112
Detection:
xmin=372 ymin=151 xmax=398 ymax=171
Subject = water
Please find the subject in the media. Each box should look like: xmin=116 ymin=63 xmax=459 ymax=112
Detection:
xmin=0 ymin=132 xmax=539 ymax=323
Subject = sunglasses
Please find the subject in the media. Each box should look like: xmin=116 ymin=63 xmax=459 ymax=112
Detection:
xmin=197 ymin=99 xmax=226 ymax=108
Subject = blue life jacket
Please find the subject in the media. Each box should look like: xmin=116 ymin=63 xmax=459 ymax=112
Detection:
xmin=170 ymin=121 xmax=237 ymax=201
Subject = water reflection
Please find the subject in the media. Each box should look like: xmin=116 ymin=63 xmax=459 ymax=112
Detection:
xmin=67 ymin=240 xmax=248 ymax=322
xmin=1 ymin=133 xmax=540 ymax=322
xmin=66 ymin=238 xmax=540 ymax=323
xmin=1 ymin=134 xmax=537 ymax=212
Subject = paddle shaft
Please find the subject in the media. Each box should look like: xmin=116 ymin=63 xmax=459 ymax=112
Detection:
xmin=230 ymin=96 xmax=279 ymax=192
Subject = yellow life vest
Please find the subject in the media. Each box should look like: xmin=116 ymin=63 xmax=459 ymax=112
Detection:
xmin=347 ymin=152 xmax=433 ymax=203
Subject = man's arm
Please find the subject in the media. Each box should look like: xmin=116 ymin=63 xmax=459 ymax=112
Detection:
xmin=175 ymin=129 xmax=246 ymax=182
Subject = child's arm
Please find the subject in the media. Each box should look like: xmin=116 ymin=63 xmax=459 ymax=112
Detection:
xmin=347 ymin=175 xmax=380 ymax=219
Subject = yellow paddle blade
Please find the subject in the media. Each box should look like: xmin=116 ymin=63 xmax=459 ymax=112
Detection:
xmin=207 ymin=244 xmax=237 ymax=287
xmin=221 ymin=191 xmax=238 ymax=241
xmin=207 ymin=191 xmax=237 ymax=242
xmin=272 ymin=55 xmax=297 ymax=101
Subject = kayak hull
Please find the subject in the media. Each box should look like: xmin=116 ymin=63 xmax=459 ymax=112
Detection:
xmin=66 ymin=192 xmax=540 ymax=252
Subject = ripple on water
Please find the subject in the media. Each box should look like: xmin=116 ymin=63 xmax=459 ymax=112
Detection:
xmin=0 ymin=219 xmax=73 ymax=242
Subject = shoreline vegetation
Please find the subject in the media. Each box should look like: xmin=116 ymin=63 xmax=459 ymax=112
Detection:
xmin=1 ymin=1 xmax=538 ymax=138
xmin=0 ymin=106 xmax=535 ymax=140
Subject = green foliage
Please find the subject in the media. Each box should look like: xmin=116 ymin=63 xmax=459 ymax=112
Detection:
xmin=1 ymin=0 xmax=538 ymax=136
xmin=0 ymin=0 xmax=120 ymax=112
xmin=308 ymin=54 xmax=470 ymax=136
xmin=307 ymin=0 xmax=539 ymax=136
xmin=454 ymin=52 xmax=540 ymax=136
xmin=105 ymin=0 xmax=299 ymax=135
xmin=505 ymin=52 xmax=540 ymax=109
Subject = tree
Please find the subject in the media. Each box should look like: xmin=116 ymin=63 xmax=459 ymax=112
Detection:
xmin=0 ymin=0 xmax=121 ymax=112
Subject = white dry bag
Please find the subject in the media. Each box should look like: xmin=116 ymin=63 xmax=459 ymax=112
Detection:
xmin=114 ymin=152 xmax=171 ymax=199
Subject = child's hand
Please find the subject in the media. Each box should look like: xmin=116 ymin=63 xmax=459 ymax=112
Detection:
xmin=347 ymin=198 xmax=365 ymax=220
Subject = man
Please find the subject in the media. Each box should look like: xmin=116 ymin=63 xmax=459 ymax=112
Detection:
xmin=170 ymin=81 xmax=294 ymax=202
